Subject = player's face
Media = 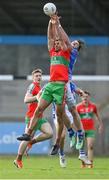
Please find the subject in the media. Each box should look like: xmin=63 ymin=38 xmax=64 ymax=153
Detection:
xmin=33 ymin=72 xmax=42 ymax=84
xmin=54 ymin=39 xmax=61 ymax=51
xmin=71 ymin=40 xmax=79 ymax=49
xmin=81 ymin=94 xmax=90 ymax=104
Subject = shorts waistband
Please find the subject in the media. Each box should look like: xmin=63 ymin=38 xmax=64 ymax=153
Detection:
xmin=50 ymin=81 xmax=66 ymax=84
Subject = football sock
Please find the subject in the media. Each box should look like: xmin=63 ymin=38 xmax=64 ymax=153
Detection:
xmin=79 ymin=149 xmax=86 ymax=156
xmin=77 ymin=130 xmax=83 ymax=137
xmin=59 ymin=149 xmax=65 ymax=156
xmin=68 ymin=128 xmax=75 ymax=137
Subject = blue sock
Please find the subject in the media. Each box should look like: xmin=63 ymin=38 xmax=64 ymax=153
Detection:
xmin=59 ymin=149 xmax=65 ymax=156
xmin=77 ymin=130 xmax=83 ymax=137
xmin=68 ymin=128 xmax=75 ymax=138
xmin=79 ymin=149 xmax=86 ymax=156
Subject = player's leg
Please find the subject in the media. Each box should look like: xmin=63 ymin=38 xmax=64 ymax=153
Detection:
xmin=78 ymin=139 xmax=87 ymax=168
xmin=14 ymin=141 xmax=28 ymax=168
xmin=50 ymin=103 xmax=64 ymax=155
xmin=86 ymin=131 xmax=95 ymax=168
xmin=17 ymin=83 xmax=53 ymax=141
xmin=87 ymin=137 xmax=95 ymax=161
xmin=69 ymin=105 xmax=84 ymax=150
xmin=78 ymin=132 xmax=91 ymax=168
xmin=50 ymin=82 xmax=66 ymax=155
xmin=62 ymin=109 xmax=76 ymax=148
xmin=69 ymin=105 xmax=83 ymax=130
xmin=52 ymin=118 xmax=64 ymax=153
xmin=29 ymin=121 xmax=53 ymax=145
xmin=52 ymin=111 xmax=66 ymax=167
xmin=59 ymin=126 xmax=66 ymax=155
xmin=28 ymin=100 xmax=51 ymax=132
xmin=66 ymin=82 xmax=83 ymax=130
xmin=14 ymin=125 xmax=35 ymax=168
xmin=66 ymin=83 xmax=84 ymax=149
xmin=50 ymin=104 xmax=76 ymax=155
xmin=59 ymin=125 xmax=67 ymax=168
xmin=25 ymin=119 xmax=53 ymax=155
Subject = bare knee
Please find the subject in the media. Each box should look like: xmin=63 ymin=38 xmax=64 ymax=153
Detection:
xmin=43 ymin=125 xmax=53 ymax=139
xmin=46 ymin=129 xmax=53 ymax=139
xmin=88 ymin=143 xmax=94 ymax=150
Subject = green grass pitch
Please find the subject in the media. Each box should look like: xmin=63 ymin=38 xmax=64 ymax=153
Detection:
xmin=0 ymin=155 xmax=109 ymax=179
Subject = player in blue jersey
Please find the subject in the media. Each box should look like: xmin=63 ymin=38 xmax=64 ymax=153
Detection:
xmin=66 ymin=40 xmax=85 ymax=150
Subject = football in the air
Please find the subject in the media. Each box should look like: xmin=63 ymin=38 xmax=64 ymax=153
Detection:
xmin=43 ymin=3 xmax=56 ymax=16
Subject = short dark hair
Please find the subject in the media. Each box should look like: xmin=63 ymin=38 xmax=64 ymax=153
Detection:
xmin=32 ymin=68 xmax=42 ymax=75
xmin=77 ymin=39 xmax=85 ymax=51
xmin=84 ymin=91 xmax=91 ymax=96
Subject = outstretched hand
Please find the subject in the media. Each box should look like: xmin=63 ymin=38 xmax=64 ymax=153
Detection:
xmin=50 ymin=14 xmax=61 ymax=24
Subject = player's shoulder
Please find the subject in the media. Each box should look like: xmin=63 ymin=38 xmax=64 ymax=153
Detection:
xmin=27 ymin=82 xmax=36 ymax=93
xmin=71 ymin=47 xmax=78 ymax=53
xmin=90 ymin=101 xmax=97 ymax=107
xmin=49 ymin=47 xmax=55 ymax=53
xmin=89 ymin=102 xmax=98 ymax=110
xmin=28 ymin=82 xmax=35 ymax=89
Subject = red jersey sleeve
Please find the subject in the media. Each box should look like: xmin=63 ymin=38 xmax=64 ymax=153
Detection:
xmin=93 ymin=104 xmax=97 ymax=114
xmin=76 ymin=104 xmax=81 ymax=113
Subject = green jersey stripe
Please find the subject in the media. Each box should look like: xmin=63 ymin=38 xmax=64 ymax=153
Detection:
xmin=79 ymin=112 xmax=94 ymax=119
xmin=51 ymin=56 xmax=69 ymax=67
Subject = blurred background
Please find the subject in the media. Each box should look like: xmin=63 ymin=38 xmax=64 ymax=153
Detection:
xmin=0 ymin=0 xmax=109 ymax=156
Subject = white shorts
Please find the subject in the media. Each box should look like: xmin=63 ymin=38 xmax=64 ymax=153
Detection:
xmin=53 ymin=104 xmax=74 ymax=125
xmin=66 ymin=82 xmax=76 ymax=110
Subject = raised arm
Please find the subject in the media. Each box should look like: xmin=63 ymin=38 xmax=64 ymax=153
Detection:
xmin=58 ymin=22 xmax=72 ymax=51
xmin=47 ymin=20 xmax=54 ymax=50
xmin=50 ymin=15 xmax=68 ymax=51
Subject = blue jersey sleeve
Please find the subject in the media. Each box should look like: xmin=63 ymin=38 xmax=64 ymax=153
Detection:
xmin=70 ymin=82 xmax=78 ymax=93
xmin=69 ymin=48 xmax=78 ymax=80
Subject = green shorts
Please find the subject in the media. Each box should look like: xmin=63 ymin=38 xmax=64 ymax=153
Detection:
xmin=85 ymin=130 xmax=96 ymax=138
xmin=41 ymin=82 xmax=66 ymax=105
xmin=25 ymin=117 xmax=47 ymax=131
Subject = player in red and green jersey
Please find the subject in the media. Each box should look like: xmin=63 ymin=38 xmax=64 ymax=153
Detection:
xmin=14 ymin=69 xmax=53 ymax=168
xmin=17 ymin=15 xmax=76 ymax=147
xmin=76 ymin=91 xmax=103 ymax=168
xmin=50 ymin=15 xmax=85 ymax=156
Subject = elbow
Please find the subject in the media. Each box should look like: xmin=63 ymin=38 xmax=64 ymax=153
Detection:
xmin=24 ymin=98 xmax=28 ymax=104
